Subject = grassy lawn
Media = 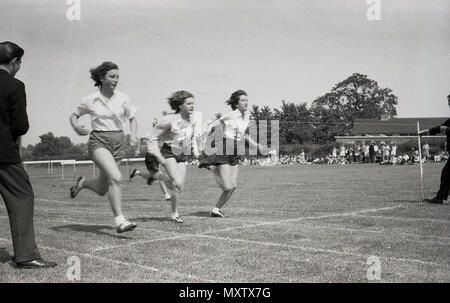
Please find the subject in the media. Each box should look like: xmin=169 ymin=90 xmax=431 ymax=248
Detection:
xmin=0 ymin=162 xmax=449 ymax=282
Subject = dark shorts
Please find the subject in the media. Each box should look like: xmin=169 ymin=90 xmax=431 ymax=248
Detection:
xmin=199 ymin=138 xmax=242 ymax=167
xmin=160 ymin=143 xmax=188 ymax=163
xmin=88 ymin=131 xmax=126 ymax=160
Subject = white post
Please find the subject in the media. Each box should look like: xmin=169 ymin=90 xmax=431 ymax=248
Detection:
xmin=93 ymin=162 xmax=96 ymax=178
xmin=417 ymin=122 xmax=425 ymax=202
xmin=61 ymin=163 xmax=64 ymax=181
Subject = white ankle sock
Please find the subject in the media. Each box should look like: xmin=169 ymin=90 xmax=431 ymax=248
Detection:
xmin=114 ymin=215 xmax=126 ymax=226
xmin=212 ymin=207 xmax=220 ymax=214
xmin=165 ymin=193 xmax=171 ymax=200
xmin=171 ymin=212 xmax=179 ymax=218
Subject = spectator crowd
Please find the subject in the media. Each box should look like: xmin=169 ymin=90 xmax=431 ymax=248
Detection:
xmin=227 ymin=141 xmax=449 ymax=166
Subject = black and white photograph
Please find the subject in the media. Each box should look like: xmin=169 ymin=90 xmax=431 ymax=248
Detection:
xmin=0 ymin=0 xmax=449 ymax=287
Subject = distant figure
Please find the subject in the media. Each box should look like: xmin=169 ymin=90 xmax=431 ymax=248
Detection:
xmin=412 ymin=147 xmax=420 ymax=163
xmin=332 ymin=146 xmax=338 ymax=160
xmin=0 ymin=41 xmax=57 ymax=268
xmin=369 ymin=142 xmax=376 ymax=163
xmin=390 ymin=142 xmax=397 ymax=160
xmin=422 ymin=143 xmax=430 ymax=160
xmin=339 ymin=145 xmax=346 ymax=162
xmin=354 ymin=143 xmax=361 ymax=163
xmin=362 ymin=142 xmax=369 ymax=163
xmin=418 ymin=94 xmax=450 ymax=204
xmin=383 ymin=143 xmax=391 ymax=161
xmin=299 ymin=149 xmax=306 ymax=164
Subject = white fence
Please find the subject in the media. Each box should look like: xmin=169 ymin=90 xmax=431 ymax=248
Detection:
xmin=23 ymin=158 xmax=145 ymax=180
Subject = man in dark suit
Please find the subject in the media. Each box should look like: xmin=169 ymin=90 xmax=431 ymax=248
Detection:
xmin=419 ymin=94 xmax=450 ymax=204
xmin=0 ymin=41 xmax=56 ymax=268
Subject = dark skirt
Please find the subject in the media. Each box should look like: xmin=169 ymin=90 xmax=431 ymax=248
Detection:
xmin=199 ymin=137 xmax=242 ymax=168
xmin=160 ymin=143 xmax=189 ymax=163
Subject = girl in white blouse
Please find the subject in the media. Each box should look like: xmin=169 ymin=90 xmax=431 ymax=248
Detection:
xmin=200 ymin=90 xmax=266 ymax=218
xmin=69 ymin=62 xmax=138 ymax=233
xmin=142 ymin=91 xmax=199 ymax=223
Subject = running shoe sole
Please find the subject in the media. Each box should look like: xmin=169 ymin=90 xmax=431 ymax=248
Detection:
xmin=70 ymin=176 xmax=84 ymax=198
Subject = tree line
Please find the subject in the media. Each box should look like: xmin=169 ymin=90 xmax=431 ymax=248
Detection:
xmin=23 ymin=73 xmax=398 ymax=160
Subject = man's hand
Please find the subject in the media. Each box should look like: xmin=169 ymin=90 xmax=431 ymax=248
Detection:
xmin=75 ymin=125 xmax=90 ymax=136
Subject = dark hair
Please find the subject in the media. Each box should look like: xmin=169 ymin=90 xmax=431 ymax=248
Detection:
xmin=447 ymin=94 xmax=450 ymax=99
xmin=89 ymin=61 xmax=119 ymax=87
xmin=0 ymin=41 xmax=24 ymax=65
xmin=167 ymin=91 xmax=194 ymax=113
xmin=226 ymin=89 xmax=247 ymax=110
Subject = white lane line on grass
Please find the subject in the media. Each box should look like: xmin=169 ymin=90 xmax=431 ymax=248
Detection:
xmin=88 ymin=206 xmax=403 ymax=252
xmin=0 ymin=215 xmax=176 ymax=236
xmin=193 ymin=234 xmax=448 ymax=267
xmin=0 ymin=236 xmax=215 ymax=282
xmin=36 ymin=197 xmax=310 ymax=214
xmin=280 ymin=222 xmax=450 ymax=244
xmin=0 ymin=236 xmax=153 ymax=272
xmin=201 ymin=205 xmax=403 ymax=234
xmin=31 ymin=207 xmax=251 ymax=226
xmin=42 ymin=245 xmax=159 ymax=272
xmin=4 ymin=205 xmax=445 ymax=268
xmin=354 ymin=214 xmax=450 ymax=224
xmin=89 ymin=234 xmax=193 ymax=253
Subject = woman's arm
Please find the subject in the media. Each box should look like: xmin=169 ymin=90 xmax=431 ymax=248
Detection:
xmin=146 ymin=122 xmax=170 ymax=165
xmin=69 ymin=113 xmax=90 ymax=135
xmin=129 ymin=117 xmax=138 ymax=145
xmin=244 ymin=134 xmax=268 ymax=155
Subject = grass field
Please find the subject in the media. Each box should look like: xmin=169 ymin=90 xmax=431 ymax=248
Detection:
xmin=0 ymin=162 xmax=449 ymax=282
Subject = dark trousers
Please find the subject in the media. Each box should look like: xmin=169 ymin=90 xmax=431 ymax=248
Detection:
xmin=0 ymin=163 xmax=40 ymax=262
xmin=436 ymin=158 xmax=450 ymax=200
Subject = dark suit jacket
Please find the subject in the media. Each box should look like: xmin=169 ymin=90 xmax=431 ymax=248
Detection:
xmin=429 ymin=118 xmax=450 ymax=149
xmin=0 ymin=69 xmax=29 ymax=163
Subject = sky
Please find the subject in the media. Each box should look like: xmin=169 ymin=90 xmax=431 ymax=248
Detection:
xmin=1 ymin=0 xmax=449 ymax=145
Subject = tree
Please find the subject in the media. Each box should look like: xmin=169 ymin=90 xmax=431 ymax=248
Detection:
xmin=273 ymin=101 xmax=313 ymax=145
xmin=310 ymin=73 xmax=398 ymax=143
xmin=32 ymin=132 xmax=86 ymax=159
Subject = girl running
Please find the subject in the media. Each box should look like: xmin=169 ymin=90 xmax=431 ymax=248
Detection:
xmin=129 ymin=120 xmax=172 ymax=203
xmin=131 ymin=91 xmax=198 ymax=223
xmin=199 ymin=89 xmax=266 ymax=218
xmin=69 ymin=61 xmax=138 ymax=233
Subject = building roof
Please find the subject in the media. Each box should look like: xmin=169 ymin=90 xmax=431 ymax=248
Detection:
xmin=351 ymin=117 xmax=448 ymax=135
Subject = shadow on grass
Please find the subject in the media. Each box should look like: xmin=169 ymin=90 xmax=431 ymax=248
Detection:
xmin=188 ymin=211 xmax=211 ymax=217
xmin=392 ymin=199 xmax=423 ymax=204
xmin=49 ymin=224 xmax=131 ymax=239
xmin=131 ymin=217 xmax=172 ymax=223
xmin=0 ymin=247 xmax=11 ymax=264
